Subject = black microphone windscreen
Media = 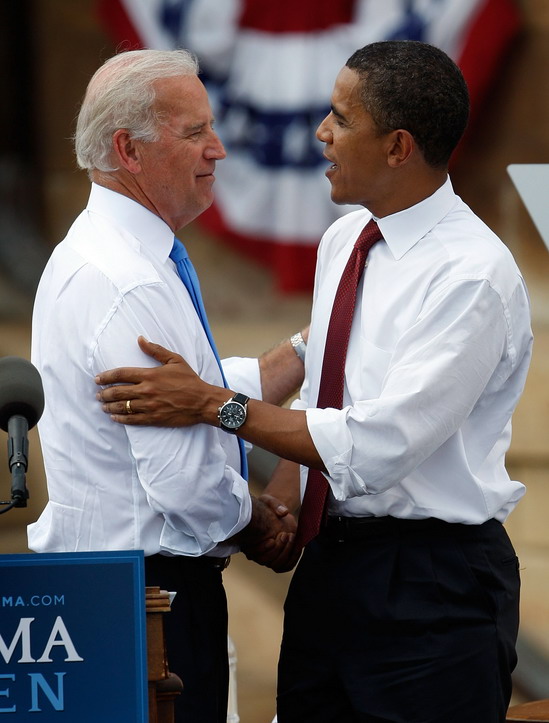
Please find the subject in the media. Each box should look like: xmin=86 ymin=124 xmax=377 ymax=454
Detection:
xmin=0 ymin=357 xmax=45 ymax=432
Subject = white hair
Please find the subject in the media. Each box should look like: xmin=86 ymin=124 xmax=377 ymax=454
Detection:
xmin=74 ymin=49 xmax=199 ymax=173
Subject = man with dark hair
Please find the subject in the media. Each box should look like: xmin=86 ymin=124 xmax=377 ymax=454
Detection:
xmin=345 ymin=41 xmax=470 ymax=168
xmin=97 ymin=41 xmax=533 ymax=722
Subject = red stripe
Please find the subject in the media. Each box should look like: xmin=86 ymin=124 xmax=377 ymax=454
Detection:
xmin=239 ymin=0 xmax=355 ymax=33
xmin=199 ymin=204 xmax=318 ymax=294
xmin=96 ymin=0 xmax=144 ymax=49
xmin=457 ymin=0 xmax=520 ymax=116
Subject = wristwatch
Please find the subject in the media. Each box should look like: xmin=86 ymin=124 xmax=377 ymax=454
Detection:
xmin=218 ymin=393 xmax=249 ymax=433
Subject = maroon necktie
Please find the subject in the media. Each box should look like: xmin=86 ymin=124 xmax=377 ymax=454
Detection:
xmin=294 ymin=219 xmax=383 ymax=548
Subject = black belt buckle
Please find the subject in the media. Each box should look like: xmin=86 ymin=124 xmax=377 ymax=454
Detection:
xmin=325 ymin=515 xmax=363 ymax=543
xmin=210 ymin=556 xmax=231 ymax=570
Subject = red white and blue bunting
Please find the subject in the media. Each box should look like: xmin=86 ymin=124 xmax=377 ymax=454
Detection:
xmin=99 ymin=0 xmax=520 ymax=291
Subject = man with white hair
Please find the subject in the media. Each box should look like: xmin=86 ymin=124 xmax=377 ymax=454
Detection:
xmin=29 ymin=49 xmax=301 ymax=722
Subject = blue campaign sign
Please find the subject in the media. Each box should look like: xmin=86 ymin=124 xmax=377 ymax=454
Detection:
xmin=0 ymin=550 xmax=147 ymax=721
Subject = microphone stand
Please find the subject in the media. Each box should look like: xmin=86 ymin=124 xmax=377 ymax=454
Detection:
xmin=0 ymin=414 xmax=30 ymax=515
xmin=8 ymin=415 xmax=29 ymax=507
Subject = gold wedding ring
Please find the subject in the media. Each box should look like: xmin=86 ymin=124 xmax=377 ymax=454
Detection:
xmin=126 ymin=399 xmax=133 ymax=415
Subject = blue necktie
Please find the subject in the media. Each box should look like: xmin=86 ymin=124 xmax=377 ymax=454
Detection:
xmin=170 ymin=238 xmax=248 ymax=480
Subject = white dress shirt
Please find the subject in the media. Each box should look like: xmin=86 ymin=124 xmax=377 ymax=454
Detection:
xmin=293 ymin=177 xmax=533 ymax=524
xmin=29 ymin=184 xmax=260 ymax=557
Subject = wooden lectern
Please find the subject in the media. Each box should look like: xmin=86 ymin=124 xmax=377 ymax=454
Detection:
xmin=146 ymin=586 xmax=183 ymax=723
xmin=507 ymin=700 xmax=549 ymax=721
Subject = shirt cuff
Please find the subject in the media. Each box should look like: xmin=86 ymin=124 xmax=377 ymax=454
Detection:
xmin=159 ymin=472 xmax=252 ymax=556
xmin=305 ymin=406 xmax=369 ymax=501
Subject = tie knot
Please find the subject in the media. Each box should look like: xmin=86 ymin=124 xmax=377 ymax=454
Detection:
xmin=354 ymin=219 xmax=383 ymax=252
xmin=170 ymin=237 xmax=188 ymax=264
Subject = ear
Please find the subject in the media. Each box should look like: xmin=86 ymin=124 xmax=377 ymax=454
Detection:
xmin=386 ymin=129 xmax=415 ymax=168
xmin=112 ymin=129 xmax=141 ymax=174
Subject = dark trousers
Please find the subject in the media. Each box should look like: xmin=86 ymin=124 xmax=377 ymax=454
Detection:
xmin=145 ymin=554 xmax=229 ymax=723
xmin=277 ymin=517 xmax=520 ymax=723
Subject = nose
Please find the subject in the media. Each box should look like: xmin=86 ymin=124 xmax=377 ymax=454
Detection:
xmin=316 ymin=113 xmax=332 ymax=144
xmin=205 ymin=131 xmax=226 ymax=161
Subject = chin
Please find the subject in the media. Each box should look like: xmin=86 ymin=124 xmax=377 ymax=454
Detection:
xmin=331 ymin=191 xmax=351 ymax=206
xmin=331 ymin=187 xmax=363 ymax=206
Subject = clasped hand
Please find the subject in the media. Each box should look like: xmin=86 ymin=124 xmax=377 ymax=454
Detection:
xmin=239 ymin=494 xmax=301 ymax=573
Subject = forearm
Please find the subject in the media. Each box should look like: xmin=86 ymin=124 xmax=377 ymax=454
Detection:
xmin=261 ymin=458 xmax=302 ymax=514
xmin=259 ymin=327 xmax=309 ymax=405
xmin=95 ymin=336 xmax=321 ymax=473
xmin=204 ymin=383 xmax=325 ymax=470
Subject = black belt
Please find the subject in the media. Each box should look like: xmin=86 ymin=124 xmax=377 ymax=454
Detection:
xmin=322 ymin=515 xmax=496 ymax=542
xmin=146 ymin=553 xmax=230 ymax=570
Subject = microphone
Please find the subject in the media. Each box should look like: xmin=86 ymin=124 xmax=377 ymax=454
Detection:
xmin=0 ymin=356 xmax=44 ymax=507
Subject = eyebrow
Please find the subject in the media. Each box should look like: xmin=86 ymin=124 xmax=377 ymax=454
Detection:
xmin=184 ymin=121 xmax=207 ymax=133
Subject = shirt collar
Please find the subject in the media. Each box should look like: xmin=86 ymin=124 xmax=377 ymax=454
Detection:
xmin=87 ymin=183 xmax=175 ymax=263
xmin=376 ymin=176 xmax=457 ymax=260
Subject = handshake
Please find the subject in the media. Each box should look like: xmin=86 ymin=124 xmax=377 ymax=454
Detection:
xmin=235 ymin=494 xmax=301 ymax=574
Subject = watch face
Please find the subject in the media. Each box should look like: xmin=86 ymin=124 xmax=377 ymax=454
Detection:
xmin=220 ymin=402 xmax=246 ymax=429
